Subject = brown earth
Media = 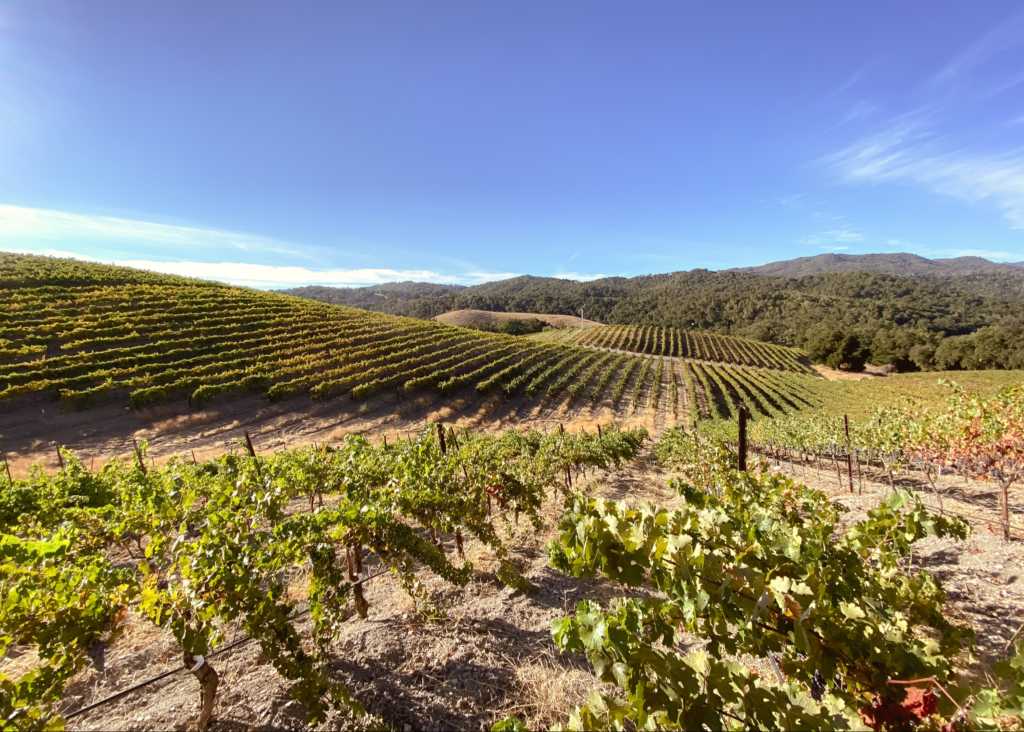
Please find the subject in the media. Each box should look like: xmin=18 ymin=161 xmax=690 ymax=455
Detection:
xmin=812 ymin=363 xmax=890 ymax=381
xmin=25 ymin=444 xmax=1024 ymax=731
xmin=434 ymin=309 xmax=601 ymax=330
xmin=0 ymin=385 xmax=673 ymax=478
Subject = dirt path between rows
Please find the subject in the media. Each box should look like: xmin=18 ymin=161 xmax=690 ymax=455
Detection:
xmin=0 ymin=388 xmax=663 ymax=477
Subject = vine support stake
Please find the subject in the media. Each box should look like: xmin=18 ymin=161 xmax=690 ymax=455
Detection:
xmin=436 ymin=422 xmax=447 ymax=454
xmin=347 ymin=546 xmax=368 ymax=618
xmin=844 ymin=414 xmax=854 ymax=493
xmin=184 ymin=652 xmax=219 ymax=732
xmin=55 ymin=444 xmax=65 ymax=471
xmin=2 ymin=455 xmax=11 ymax=483
xmin=243 ymin=431 xmax=258 ymax=458
xmin=132 ymin=437 xmax=147 ymax=474
xmin=737 ymin=406 xmax=748 ymax=472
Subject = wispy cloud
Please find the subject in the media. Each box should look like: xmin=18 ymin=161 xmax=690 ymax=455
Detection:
xmin=930 ymin=9 xmax=1024 ymax=87
xmin=801 ymin=228 xmax=863 ymax=246
xmin=118 ymin=260 xmax=478 ymax=289
xmin=3 ymin=246 xmax=530 ymax=289
xmin=828 ymin=62 xmax=874 ymax=99
xmin=824 ymin=119 xmax=1024 ymax=228
xmin=552 ymin=272 xmax=608 ymax=281
xmin=0 ymin=204 xmax=305 ymax=257
xmin=840 ymin=100 xmax=878 ymax=125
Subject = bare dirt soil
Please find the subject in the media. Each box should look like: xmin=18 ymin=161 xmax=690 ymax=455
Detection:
xmin=5 ymin=385 xmax=1021 ymax=730
xmin=433 ymin=309 xmax=602 ymax=330
xmin=0 ymin=387 xmax=671 ymax=477
xmin=812 ymin=363 xmax=891 ymax=381
xmin=15 ymin=442 xmax=1019 ymax=732
xmin=48 ymin=451 xmax=676 ymax=732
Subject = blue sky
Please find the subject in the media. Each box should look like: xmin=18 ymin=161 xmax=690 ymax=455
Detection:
xmin=2 ymin=1 xmax=1024 ymax=288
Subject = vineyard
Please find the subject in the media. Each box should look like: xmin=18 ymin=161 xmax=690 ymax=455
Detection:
xmin=699 ymin=381 xmax=1024 ymax=541
xmin=3 ymin=252 xmax=1022 ymax=730
xmin=3 ymin=417 xmax=1023 ymax=730
xmin=555 ymin=323 xmax=813 ymax=373
xmin=548 ymin=427 xmax=1024 ymax=731
xmin=0 ymin=254 xmax=821 ymax=442
xmin=0 ymin=424 xmax=648 ymax=729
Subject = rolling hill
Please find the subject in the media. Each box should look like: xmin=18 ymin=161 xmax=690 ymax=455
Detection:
xmin=0 ymin=253 xmax=817 ymax=440
xmin=285 ymin=253 xmax=1024 ymax=372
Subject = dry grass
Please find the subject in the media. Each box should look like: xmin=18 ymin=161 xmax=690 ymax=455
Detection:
xmin=434 ymin=309 xmax=601 ymax=330
xmin=501 ymin=650 xmax=594 ymax=728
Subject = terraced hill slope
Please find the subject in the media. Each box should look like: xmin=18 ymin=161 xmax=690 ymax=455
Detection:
xmin=0 ymin=254 xmax=820 ymax=443
xmin=551 ymin=323 xmax=812 ymax=372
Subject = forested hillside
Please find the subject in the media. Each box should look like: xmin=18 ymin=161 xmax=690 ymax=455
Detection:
xmin=287 ymin=255 xmax=1024 ymax=372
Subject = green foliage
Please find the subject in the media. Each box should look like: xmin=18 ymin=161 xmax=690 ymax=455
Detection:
xmin=290 ymin=267 xmax=1024 ymax=372
xmin=0 ymin=424 xmax=646 ymax=729
xmin=0 ymin=254 xmax=667 ymax=413
xmin=549 ymin=429 xmax=979 ymax=728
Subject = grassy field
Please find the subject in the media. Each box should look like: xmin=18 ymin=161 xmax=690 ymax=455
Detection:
xmin=805 ymin=369 xmax=1023 ymax=420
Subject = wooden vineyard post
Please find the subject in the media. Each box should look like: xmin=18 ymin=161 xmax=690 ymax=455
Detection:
xmin=2 ymin=455 xmax=12 ymax=483
xmin=737 ymin=407 xmax=748 ymax=472
xmin=347 ymin=546 xmax=369 ymax=617
xmin=183 ymin=652 xmax=219 ymax=732
xmin=55 ymin=444 xmax=65 ymax=471
xmin=435 ymin=422 xmax=465 ymax=556
xmin=243 ymin=431 xmax=264 ymax=480
xmin=844 ymin=415 xmax=855 ymax=493
xmin=436 ymin=422 xmax=447 ymax=454
xmin=132 ymin=437 xmax=147 ymax=474
xmin=243 ymin=431 xmax=258 ymax=458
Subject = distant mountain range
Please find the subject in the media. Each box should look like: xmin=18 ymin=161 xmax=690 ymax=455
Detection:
xmin=285 ymin=252 xmax=1024 ymax=316
xmin=284 ymin=253 xmax=1024 ymax=372
xmin=736 ymin=252 xmax=1024 ymax=278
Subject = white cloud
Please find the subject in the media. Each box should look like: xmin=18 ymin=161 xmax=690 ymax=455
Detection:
xmin=0 ymin=204 xmax=304 ymax=257
xmin=0 ymin=205 xmax=607 ymax=287
xmin=552 ymin=272 xmax=608 ymax=281
xmin=0 ymin=246 xmax=475 ymax=288
xmin=801 ymin=228 xmax=863 ymax=246
xmin=119 ymin=260 xmax=474 ymax=289
xmin=824 ymin=117 xmax=1024 ymax=229
xmin=828 ymin=63 xmax=873 ymax=98
xmin=2 ymin=245 xmax=532 ymax=289
xmin=930 ymin=10 xmax=1024 ymax=87
xmin=840 ymin=100 xmax=878 ymax=125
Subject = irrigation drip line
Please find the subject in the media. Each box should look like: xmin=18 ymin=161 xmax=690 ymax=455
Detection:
xmin=63 ymin=566 xmax=391 ymax=721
